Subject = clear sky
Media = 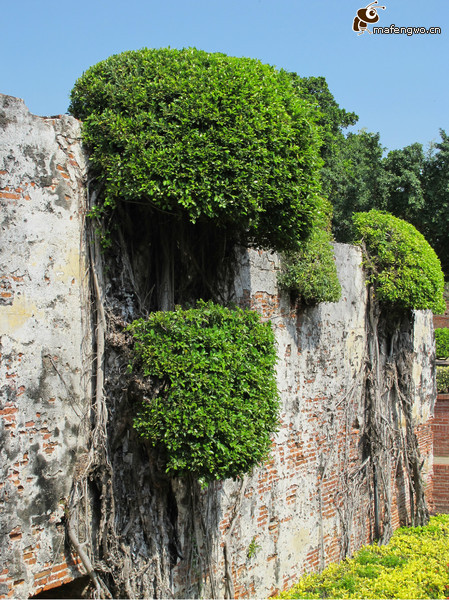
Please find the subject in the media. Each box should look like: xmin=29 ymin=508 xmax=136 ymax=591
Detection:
xmin=2 ymin=0 xmax=448 ymax=152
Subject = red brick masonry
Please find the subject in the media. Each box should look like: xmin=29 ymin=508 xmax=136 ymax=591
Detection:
xmin=432 ymin=394 xmax=449 ymax=514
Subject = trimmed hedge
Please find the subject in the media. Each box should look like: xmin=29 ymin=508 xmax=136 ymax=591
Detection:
xmin=127 ymin=301 xmax=280 ymax=482
xmin=278 ymin=514 xmax=449 ymax=599
xmin=69 ymin=47 xmax=325 ymax=253
xmin=352 ymin=210 xmax=445 ymax=313
xmin=436 ymin=366 xmax=449 ymax=393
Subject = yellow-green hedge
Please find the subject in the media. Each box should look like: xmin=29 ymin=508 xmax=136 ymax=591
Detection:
xmin=278 ymin=514 xmax=449 ymax=599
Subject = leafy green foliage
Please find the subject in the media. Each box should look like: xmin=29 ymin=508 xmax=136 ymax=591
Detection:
xmin=352 ymin=210 xmax=445 ymax=313
xmin=278 ymin=514 xmax=449 ymax=599
xmin=383 ymin=142 xmax=426 ymax=223
xmin=288 ymin=75 xmax=358 ymax=163
xmin=327 ymin=135 xmax=427 ymax=242
xmin=323 ymin=125 xmax=449 ymax=279
xmin=278 ymin=75 xmax=449 ymax=279
xmin=278 ymin=220 xmax=341 ymax=304
xmin=436 ymin=366 xmax=449 ymax=393
xmin=247 ymin=537 xmax=261 ymax=559
xmin=127 ymin=301 xmax=280 ymax=482
xmin=325 ymin=131 xmax=390 ymax=242
xmin=435 ymin=328 xmax=449 ymax=359
xmin=69 ymin=47 xmax=325 ymax=253
xmin=421 ymin=130 xmax=449 ymax=276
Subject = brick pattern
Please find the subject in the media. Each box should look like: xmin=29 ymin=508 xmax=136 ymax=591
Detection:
xmin=432 ymin=299 xmax=449 ymax=515
xmin=0 ymin=541 xmax=85 ymax=599
xmin=434 ymin=315 xmax=449 ymax=329
xmin=433 ymin=296 xmax=449 ymax=329
xmin=432 ymin=395 xmax=449 ymax=513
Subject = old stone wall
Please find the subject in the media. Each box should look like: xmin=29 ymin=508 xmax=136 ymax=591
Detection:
xmin=0 ymin=95 xmax=91 ymax=599
xmin=171 ymin=247 xmax=435 ymax=598
xmin=0 ymin=95 xmax=437 ymax=599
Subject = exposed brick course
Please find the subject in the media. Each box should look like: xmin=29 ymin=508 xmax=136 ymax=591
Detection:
xmin=169 ymin=247 xmax=436 ymax=597
xmin=432 ymin=297 xmax=449 ymax=515
xmin=432 ymin=394 xmax=449 ymax=513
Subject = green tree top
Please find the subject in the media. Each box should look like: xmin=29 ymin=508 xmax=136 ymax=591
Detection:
xmin=422 ymin=130 xmax=449 ymax=276
xmin=383 ymin=142 xmax=426 ymax=223
xmin=290 ymin=75 xmax=358 ymax=161
xmin=69 ymin=47 xmax=327 ymax=253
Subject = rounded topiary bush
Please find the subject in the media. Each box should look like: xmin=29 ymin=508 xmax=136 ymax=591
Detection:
xmin=128 ymin=301 xmax=280 ymax=482
xmin=69 ymin=47 xmax=325 ymax=253
xmin=352 ymin=210 xmax=445 ymax=314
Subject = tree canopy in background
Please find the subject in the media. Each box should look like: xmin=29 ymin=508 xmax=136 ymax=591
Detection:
xmin=421 ymin=131 xmax=449 ymax=276
xmin=290 ymin=75 xmax=358 ymax=164
xmin=325 ymin=131 xmax=390 ymax=242
xmin=299 ymin=76 xmax=448 ymax=279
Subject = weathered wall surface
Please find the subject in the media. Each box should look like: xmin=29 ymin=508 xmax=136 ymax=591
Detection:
xmin=0 ymin=95 xmax=90 ymax=599
xmin=0 ymin=94 xmax=437 ymax=600
xmin=171 ymin=247 xmax=435 ymax=598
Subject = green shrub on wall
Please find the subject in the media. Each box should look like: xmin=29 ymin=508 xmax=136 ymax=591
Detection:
xmin=69 ymin=47 xmax=325 ymax=254
xmin=277 ymin=220 xmax=341 ymax=304
xmin=128 ymin=301 xmax=280 ymax=482
xmin=352 ymin=210 xmax=445 ymax=314
xmin=435 ymin=328 xmax=449 ymax=359
xmin=436 ymin=366 xmax=449 ymax=393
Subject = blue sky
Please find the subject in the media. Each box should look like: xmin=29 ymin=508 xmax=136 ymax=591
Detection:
xmin=2 ymin=0 xmax=448 ymax=152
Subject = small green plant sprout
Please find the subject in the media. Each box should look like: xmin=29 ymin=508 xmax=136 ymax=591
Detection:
xmin=352 ymin=210 xmax=446 ymax=314
xmin=128 ymin=301 xmax=280 ymax=482
xmin=247 ymin=536 xmax=261 ymax=559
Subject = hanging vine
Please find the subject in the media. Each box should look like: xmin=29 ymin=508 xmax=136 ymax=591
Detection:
xmin=362 ymin=286 xmax=429 ymax=544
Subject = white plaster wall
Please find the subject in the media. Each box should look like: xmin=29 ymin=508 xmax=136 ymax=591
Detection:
xmin=0 ymin=94 xmax=90 ymax=599
xmin=231 ymin=244 xmax=367 ymax=595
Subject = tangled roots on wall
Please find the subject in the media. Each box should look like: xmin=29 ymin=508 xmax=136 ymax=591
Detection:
xmin=363 ymin=286 xmax=429 ymax=545
xmin=67 ymin=214 xmax=227 ymax=599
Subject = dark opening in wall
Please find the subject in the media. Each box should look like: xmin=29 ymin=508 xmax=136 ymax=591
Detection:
xmin=30 ymin=575 xmax=91 ymax=599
